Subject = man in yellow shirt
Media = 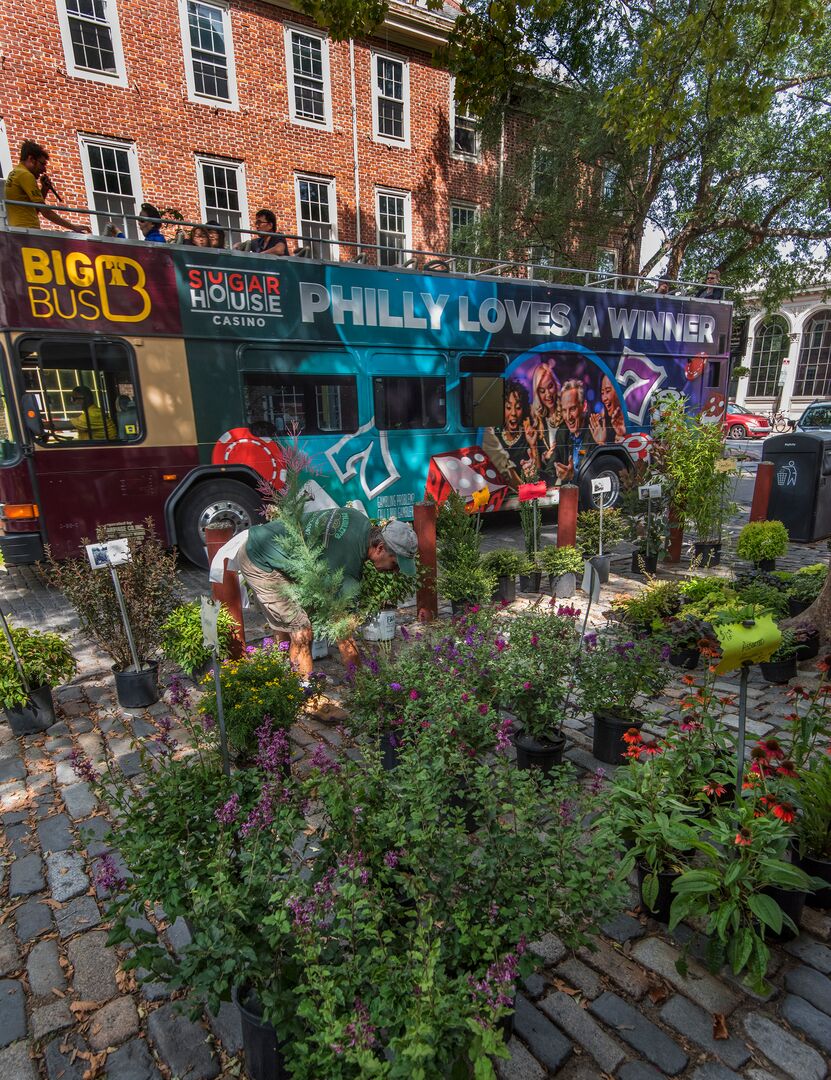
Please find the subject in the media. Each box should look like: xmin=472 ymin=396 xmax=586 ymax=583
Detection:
xmin=4 ymin=140 xmax=90 ymax=232
xmin=70 ymin=386 xmax=116 ymax=441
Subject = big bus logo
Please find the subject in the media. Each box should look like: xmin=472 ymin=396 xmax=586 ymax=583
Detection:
xmin=21 ymin=247 xmax=152 ymax=323
xmin=185 ymin=265 xmax=282 ymax=328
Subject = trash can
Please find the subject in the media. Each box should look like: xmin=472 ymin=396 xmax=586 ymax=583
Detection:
xmin=763 ymin=431 xmax=831 ymax=542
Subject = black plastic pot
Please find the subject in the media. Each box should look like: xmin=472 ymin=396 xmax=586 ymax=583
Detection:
xmin=113 ymin=660 xmax=160 ymax=709
xmin=761 ymin=885 xmax=805 ymax=943
xmin=692 ymin=541 xmax=722 ymax=567
xmin=755 ymin=558 xmax=777 ymax=572
xmin=447 ymin=781 xmax=478 ymax=832
xmin=592 ymin=710 xmax=642 ymax=765
xmin=590 ymin=554 xmax=611 ymax=584
xmin=497 ymin=994 xmax=517 ymax=1042
xmin=3 ymin=684 xmax=55 ymax=736
xmin=189 ymin=657 xmax=215 ymax=685
xmin=669 ymin=646 xmax=700 ymax=670
xmin=760 ymin=656 xmax=798 ymax=684
xmin=492 ymin=575 xmax=517 ymax=605
xmin=549 ymin=572 xmax=577 ymax=599
xmin=233 ymin=986 xmax=287 ymax=1080
xmin=788 ymin=596 xmax=811 ymax=618
xmin=794 ymin=850 xmax=831 ymax=909
xmin=636 ymin=863 xmax=680 ymax=923
xmin=795 ymin=633 xmax=820 ymax=662
xmin=380 ymin=730 xmax=400 ymax=771
xmin=631 ymin=550 xmax=659 ymax=575
xmin=514 ymin=731 xmax=566 ymax=776
xmin=518 ymin=571 xmax=542 ymax=593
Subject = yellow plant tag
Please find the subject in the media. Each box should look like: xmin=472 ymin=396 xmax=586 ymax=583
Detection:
xmin=713 ymin=615 xmax=781 ymax=673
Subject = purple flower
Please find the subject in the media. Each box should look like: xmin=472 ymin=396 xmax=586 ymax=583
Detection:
xmin=277 ymin=640 xmax=289 ymax=651
xmin=168 ymin=675 xmax=192 ymax=709
xmin=589 ymin=767 xmax=606 ymax=795
xmin=390 ymin=682 xmax=402 ymax=692
xmin=352 ymin=805 xmax=363 ymax=818
xmin=522 ymin=680 xmax=532 ymax=691
xmin=215 ymin=793 xmax=240 ymax=824
xmin=494 ymin=714 xmax=513 ymax=754
xmin=287 ymin=894 xmax=315 ymax=929
xmin=255 ymin=719 xmax=290 ymax=774
xmin=95 ymin=853 xmax=126 ymax=895
xmin=558 ymin=800 xmax=576 ymax=825
xmin=245 ymin=644 xmax=257 ymax=654
xmin=263 ymin=636 xmax=275 ymax=649
xmin=368 ymin=658 xmax=379 ymax=675
xmin=240 ymin=782 xmax=278 ymax=836
xmin=400 ymin=625 xmax=410 ymax=641
xmin=384 ymin=849 xmax=400 ymax=868
xmin=343 ymin=997 xmax=376 ymax=1050
xmin=310 ymin=743 xmax=341 ymax=774
xmin=584 ymin=632 xmax=598 ymax=649
xmin=409 ymin=689 xmax=419 ymax=701
xmin=201 ymin=713 xmax=216 ymax=731
xmin=153 ymin=716 xmax=178 ymax=754
xmin=661 ymin=644 xmax=671 ymax=660
xmin=69 ymin=748 xmax=97 ymax=784
xmin=478 ymin=703 xmax=489 ymax=716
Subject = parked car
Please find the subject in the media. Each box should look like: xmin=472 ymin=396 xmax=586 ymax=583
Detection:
xmin=797 ymin=401 xmax=831 ymax=431
xmin=724 ymin=403 xmax=772 ymax=439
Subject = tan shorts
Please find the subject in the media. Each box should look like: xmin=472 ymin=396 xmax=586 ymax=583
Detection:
xmin=237 ymin=543 xmax=311 ymax=634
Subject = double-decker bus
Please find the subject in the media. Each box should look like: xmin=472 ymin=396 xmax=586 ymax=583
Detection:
xmin=0 ymin=227 xmax=732 ymax=566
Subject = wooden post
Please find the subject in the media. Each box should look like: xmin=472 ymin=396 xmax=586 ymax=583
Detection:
xmin=413 ymin=501 xmax=438 ymax=621
xmin=205 ymin=525 xmax=245 ymax=658
xmin=556 ymin=485 xmax=579 ymax=548
xmin=749 ymin=461 xmax=775 ymax=523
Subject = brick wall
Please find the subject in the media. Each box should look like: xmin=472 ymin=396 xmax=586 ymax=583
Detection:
xmin=0 ymin=0 xmax=501 ymax=254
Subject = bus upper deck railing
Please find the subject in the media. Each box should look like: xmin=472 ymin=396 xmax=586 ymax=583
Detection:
xmin=0 ymin=200 xmax=731 ymax=299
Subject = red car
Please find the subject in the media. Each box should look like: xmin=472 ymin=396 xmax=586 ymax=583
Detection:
xmin=724 ymin=403 xmax=771 ymax=439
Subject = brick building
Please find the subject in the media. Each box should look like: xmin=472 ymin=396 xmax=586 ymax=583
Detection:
xmin=0 ymin=0 xmax=525 ymax=263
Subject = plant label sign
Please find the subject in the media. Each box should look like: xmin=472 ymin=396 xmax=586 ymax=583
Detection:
xmin=591 ymin=477 xmax=612 ymax=495
xmin=86 ymin=538 xmax=131 ymax=570
xmin=200 ymin=596 xmax=220 ymax=649
xmin=580 ymin=560 xmax=601 ymax=603
xmin=639 ymin=483 xmax=663 ymax=499
xmin=714 ymin=458 xmax=737 ymax=473
xmin=713 ymin=615 xmax=781 ymax=674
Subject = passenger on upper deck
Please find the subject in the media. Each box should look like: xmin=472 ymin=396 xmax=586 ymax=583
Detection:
xmin=137 ymin=204 xmax=166 ymax=243
xmin=4 ymin=140 xmax=90 ymax=233
xmin=235 ymin=209 xmax=286 ymax=254
xmin=188 ymin=225 xmax=210 ymax=246
xmin=694 ymin=269 xmax=724 ymax=300
xmin=205 ymin=221 xmax=226 ymax=249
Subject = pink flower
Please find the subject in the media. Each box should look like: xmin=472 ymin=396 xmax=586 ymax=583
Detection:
xmin=409 ymin=689 xmax=419 ymax=701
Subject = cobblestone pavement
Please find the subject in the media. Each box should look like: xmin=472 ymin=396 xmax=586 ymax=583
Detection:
xmin=1 ymin=525 xmax=830 ymax=1079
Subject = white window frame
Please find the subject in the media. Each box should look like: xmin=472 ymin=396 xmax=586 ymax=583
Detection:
xmin=371 ymin=51 xmax=410 ymax=148
xmin=375 ymin=187 xmax=412 ymax=265
xmin=449 ymin=200 xmax=479 ymax=248
xmin=195 ymin=154 xmax=249 ymax=244
xmin=595 ymin=248 xmax=619 ymax=288
xmin=0 ymin=119 xmax=12 ymax=179
xmin=77 ymin=134 xmax=144 ymax=236
xmin=294 ymin=174 xmax=339 ymax=261
xmin=449 ymin=78 xmax=480 ymax=162
xmin=55 ymin=0 xmax=128 ymax=87
xmin=178 ymin=0 xmax=239 ymax=110
xmin=284 ymin=24 xmax=332 ymax=132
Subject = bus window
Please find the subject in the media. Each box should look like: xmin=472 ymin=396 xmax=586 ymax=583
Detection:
xmin=459 ymin=354 xmax=507 ymax=428
xmin=373 ymin=377 xmax=446 ymax=431
xmin=19 ymin=339 xmax=142 ymax=445
xmin=242 ymin=374 xmax=358 ymax=436
xmin=706 ymin=361 xmax=722 ymax=387
xmin=0 ymin=357 xmax=20 ymax=465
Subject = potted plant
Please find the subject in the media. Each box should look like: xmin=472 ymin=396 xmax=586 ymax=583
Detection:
xmin=482 ymin=548 xmax=525 ymax=605
xmin=437 ymin=492 xmax=495 ymax=612
xmin=786 ymin=563 xmax=828 ymax=616
xmin=497 ymin=609 xmax=581 ymax=773
xmin=733 ymin=576 xmax=790 ymax=620
xmin=658 ymin=615 xmax=716 ymax=670
xmin=45 ymin=523 xmax=179 ymax=708
xmin=610 ymin=579 xmax=682 ymax=634
xmin=161 ymin=601 xmax=239 ymax=680
xmin=576 ymin=508 xmax=626 ymax=584
xmin=760 ymin=629 xmax=799 ymax=684
xmin=793 ymin=621 xmax=820 ymax=661
xmin=618 ymin=464 xmax=668 ymax=574
xmin=518 ymin=555 xmax=542 ymax=593
xmin=357 ymin=558 xmax=420 ymax=641
xmin=578 ymin=635 xmax=672 ymax=763
xmin=793 ymin=756 xmax=831 ymax=907
xmin=0 ymin=624 xmax=77 ymax=734
xmin=736 ymin=520 xmax=790 ymax=571
xmin=537 ymin=545 xmax=583 ymax=599
xmin=518 ymin=465 xmax=543 ymax=591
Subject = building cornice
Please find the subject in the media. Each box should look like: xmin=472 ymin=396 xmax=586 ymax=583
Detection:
xmin=265 ymin=0 xmax=457 ymax=53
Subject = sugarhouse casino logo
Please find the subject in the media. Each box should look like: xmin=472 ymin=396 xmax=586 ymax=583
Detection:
xmin=186 ymin=263 xmax=283 ymax=328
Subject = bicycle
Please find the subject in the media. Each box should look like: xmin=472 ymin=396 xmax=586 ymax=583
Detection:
xmin=766 ymin=410 xmax=794 ymax=432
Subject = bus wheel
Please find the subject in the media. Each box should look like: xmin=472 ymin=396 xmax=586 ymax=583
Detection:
xmin=578 ymin=457 xmax=627 ymax=510
xmin=175 ymin=479 xmax=262 ymax=568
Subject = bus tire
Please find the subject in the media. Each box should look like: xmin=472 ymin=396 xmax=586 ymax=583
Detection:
xmin=175 ymin=478 xmax=263 ymax=568
xmin=578 ymin=456 xmax=627 ymax=510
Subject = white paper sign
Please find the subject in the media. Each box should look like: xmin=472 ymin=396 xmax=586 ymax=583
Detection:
xmin=591 ymin=476 xmax=612 ymax=495
xmin=639 ymin=483 xmax=663 ymax=499
xmin=86 ymin=538 xmax=131 ymax=570
xmin=200 ymin=596 xmax=220 ymax=649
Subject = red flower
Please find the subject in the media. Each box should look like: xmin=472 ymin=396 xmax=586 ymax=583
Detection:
xmin=622 ymin=728 xmax=643 ymax=745
xmin=642 ymin=741 xmax=662 ymax=757
xmin=703 ymin=782 xmax=727 ymax=797
xmin=771 ymin=802 xmax=796 ymax=824
xmin=735 ymin=828 xmax=752 ymax=846
xmin=776 ymin=760 xmax=798 ymax=778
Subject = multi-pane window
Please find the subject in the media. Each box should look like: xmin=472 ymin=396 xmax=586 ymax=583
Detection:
xmin=65 ymin=0 xmax=116 ymax=73
xmin=196 ymin=157 xmax=247 ymax=244
xmin=794 ymin=311 xmax=831 ymax=397
xmin=296 ymin=176 xmax=337 ymax=260
xmin=601 ymin=163 xmax=618 ymax=204
xmin=373 ymin=376 xmax=446 ymax=430
xmin=373 ymin=54 xmax=408 ymax=144
xmin=287 ymin=29 xmax=330 ymax=126
xmin=0 ymin=119 xmax=12 ymax=179
xmin=532 ymin=148 xmax=557 ymax=197
xmin=595 ymin=249 xmax=618 ymax=283
xmin=450 ymin=203 xmax=478 ymax=254
xmin=182 ymin=0 xmax=236 ymax=104
xmin=243 ymin=373 xmax=357 ymax=435
xmin=376 ymin=190 xmax=409 ymax=266
xmin=79 ymin=137 xmax=141 ymax=237
xmin=747 ymin=316 xmax=789 ymax=397
xmin=451 ymin=83 xmax=478 ymax=159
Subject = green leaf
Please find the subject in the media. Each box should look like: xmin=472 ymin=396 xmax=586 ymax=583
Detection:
xmin=748 ymin=893 xmax=784 ymax=934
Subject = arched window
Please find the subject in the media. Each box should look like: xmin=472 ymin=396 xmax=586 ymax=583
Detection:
xmin=795 ymin=310 xmax=831 ymax=397
xmin=747 ymin=316 xmax=789 ymax=397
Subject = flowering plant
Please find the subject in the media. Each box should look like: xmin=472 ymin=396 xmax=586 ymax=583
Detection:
xmin=577 ymin=635 xmax=672 ymax=722
xmin=657 ymin=615 xmax=717 ymax=652
xmin=197 ymin=639 xmax=305 ymax=757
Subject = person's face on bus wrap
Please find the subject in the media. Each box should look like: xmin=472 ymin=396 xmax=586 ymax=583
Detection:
xmin=504 ymin=391 xmax=523 ymax=432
